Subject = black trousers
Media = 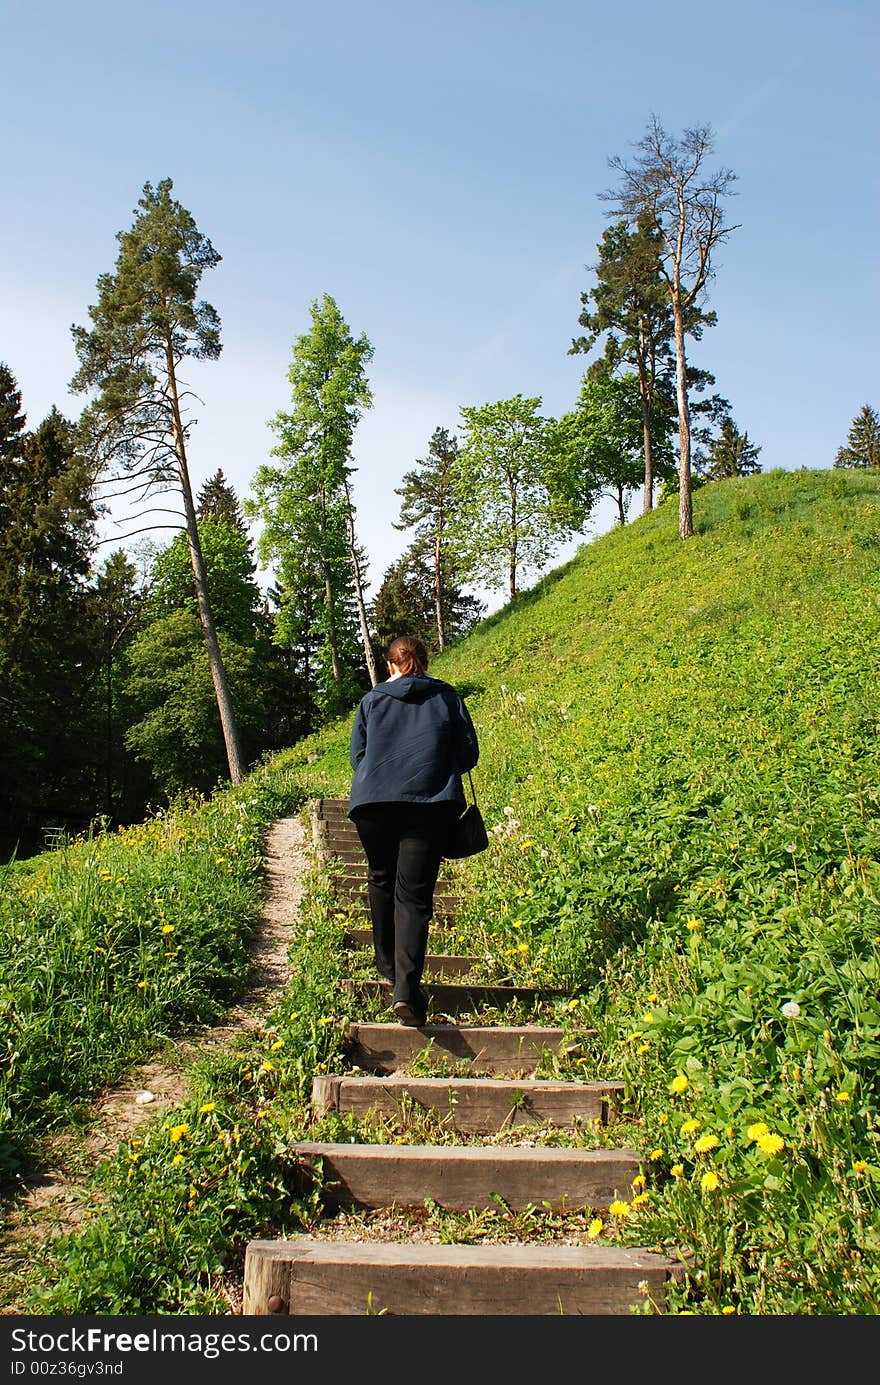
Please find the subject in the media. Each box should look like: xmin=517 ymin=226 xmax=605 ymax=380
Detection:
xmin=351 ymin=801 xmax=460 ymax=1009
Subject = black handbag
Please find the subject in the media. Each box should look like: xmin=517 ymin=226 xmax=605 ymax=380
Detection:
xmin=444 ymin=771 xmax=489 ymax=859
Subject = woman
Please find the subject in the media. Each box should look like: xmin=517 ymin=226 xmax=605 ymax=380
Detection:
xmin=348 ymin=635 xmax=479 ymax=1026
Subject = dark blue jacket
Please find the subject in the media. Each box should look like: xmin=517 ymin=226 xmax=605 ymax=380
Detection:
xmin=348 ymin=675 xmax=479 ymax=817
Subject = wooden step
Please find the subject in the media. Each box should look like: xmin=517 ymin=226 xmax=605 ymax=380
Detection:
xmin=312 ymin=1075 xmax=623 ymax=1132
xmin=243 ymin=1238 xmax=684 ymax=1315
xmin=342 ymin=939 xmax=478 ymax=979
xmin=290 ymin=1141 xmax=640 ymax=1211
xmin=331 ymin=875 xmax=460 ymax=900
xmin=345 ymin=978 xmax=565 ymax=1012
xmin=344 ymin=1022 xmax=567 ymax=1074
xmin=337 ymin=900 xmax=460 ymax=923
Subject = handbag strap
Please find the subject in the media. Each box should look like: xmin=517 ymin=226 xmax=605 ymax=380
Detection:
xmin=466 ymin=770 xmax=478 ymax=806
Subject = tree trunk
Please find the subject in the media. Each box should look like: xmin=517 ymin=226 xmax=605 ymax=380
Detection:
xmin=615 ymin=484 xmax=626 ymax=525
xmin=434 ymin=519 xmax=446 ymax=651
xmin=671 ymin=288 xmax=694 ymax=539
xmin=637 ymin=320 xmax=654 ymax=514
xmin=345 ymin=483 xmax=378 ymax=687
xmin=322 ymin=563 xmax=343 ymax=700
xmin=165 ymin=346 xmax=247 ymax=784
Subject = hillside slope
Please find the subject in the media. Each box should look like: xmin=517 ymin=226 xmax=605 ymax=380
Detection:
xmin=279 ymin=466 xmax=880 ymax=1311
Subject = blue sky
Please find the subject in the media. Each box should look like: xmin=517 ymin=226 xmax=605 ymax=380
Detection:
xmin=4 ymin=0 xmax=878 ymax=611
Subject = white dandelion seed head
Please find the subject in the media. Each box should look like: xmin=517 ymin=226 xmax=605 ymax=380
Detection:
xmin=781 ymin=1001 xmax=801 ymax=1019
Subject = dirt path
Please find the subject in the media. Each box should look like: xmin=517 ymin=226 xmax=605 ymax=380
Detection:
xmin=0 ymin=815 xmax=311 ymax=1306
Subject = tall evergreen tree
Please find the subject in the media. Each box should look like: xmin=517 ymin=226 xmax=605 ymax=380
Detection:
xmin=197 ymin=468 xmax=249 ymax=532
xmin=0 ymin=363 xmax=26 ymax=461
xmin=394 ymin=427 xmax=465 ymax=650
xmin=370 ymin=547 xmax=484 ymax=656
xmin=248 ymin=294 xmax=373 ymax=718
xmin=604 ymin=118 xmax=738 ymax=538
xmin=85 ymin=550 xmax=149 ymax=821
xmin=70 ymin=178 xmax=246 ymax=784
xmin=834 ymin=405 xmax=880 ymax=469
xmin=570 ymin=216 xmax=674 ymax=512
xmin=571 ymin=215 xmax=720 ymax=513
xmin=0 ymin=400 xmax=98 ymax=849
xmin=704 ymin=419 xmax=762 ymax=480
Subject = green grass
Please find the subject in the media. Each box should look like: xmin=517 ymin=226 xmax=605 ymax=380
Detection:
xmin=5 ymin=466 xmax=880 ymax=1315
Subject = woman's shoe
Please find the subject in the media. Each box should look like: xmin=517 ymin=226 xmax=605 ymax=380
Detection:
xmin=393 ymin=998 xmax=427 ymax=1027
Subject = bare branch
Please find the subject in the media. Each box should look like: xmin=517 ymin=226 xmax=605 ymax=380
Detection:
xmin=95 ymin=524 xmax=185 ymax=545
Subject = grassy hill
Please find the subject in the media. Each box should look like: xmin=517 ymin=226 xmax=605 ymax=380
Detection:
xmin=278 ymin=465 xmax=880 ymax=1311
xmin=3 ymin=465 xmax=878 ymax=1314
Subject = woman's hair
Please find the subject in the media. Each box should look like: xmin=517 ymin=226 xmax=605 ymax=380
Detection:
xmin=386 ymin=635 xmax=429 ymax=677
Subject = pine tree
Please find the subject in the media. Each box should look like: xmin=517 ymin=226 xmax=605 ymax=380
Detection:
xmin=0 ymin=402 xmax=98 ymax=845
xmin=604 ymin=119 xmax=738 ymax=538
xmin=704 ymin=419 xmax=762 ymax=480
xmin=370 ymin=547 xmax=484 ymax=656
xmin=834 ymin=405 xmax=880 ymax=469
xmin=394 ymin=427 xmax=465 ymax=650
xmin=197 ymin=468 xmax=249 ymax=533
xmin=70 ymin=178 xmax=246 ymax=784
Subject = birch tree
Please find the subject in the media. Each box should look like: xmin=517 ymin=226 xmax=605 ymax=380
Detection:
xmin=249 ymin=295 xmax=372 ymax=717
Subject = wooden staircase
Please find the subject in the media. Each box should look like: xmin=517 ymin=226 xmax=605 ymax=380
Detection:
xmin=243 ymin=798 xmax=684 ymax=1315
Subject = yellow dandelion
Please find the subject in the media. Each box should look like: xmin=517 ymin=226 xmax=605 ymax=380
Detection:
xmin=701 ymin=1171 xmax=720 ymax=1192
xmin=127 ymin=1167 xmax=135 ymax=1180
xmin=649 ymin=1148 xmax=664 ymax=1161
xmin=632 ymin=1193 xmax=650 ymax=1206
xmin=609 ymin=1200 xmax=631 ymax=1218
xmin=270 ymin=1039 xmax=285 ymax=1050
xmin=694 ymin=1134 xmax=719 ymax=1153
xmin=318 ymin=1016 xmax=335 ymax=1026
xmin=516 ymin=942 xmax=529 ymax=953
xmin=587 ymin=1218 xmax=603 ymax=1238
xmin=626 ymin=1031 xmax=644 ymax=1043
xmin=172 ymin=1153 xmax=183 ymax=1165
xmin=657 ymin=1112 xmax=669 ymax=1126
xmin=835 ymin=1091 xmax=852 ymax=1104
xmin=160 ymin=924 xmax=174 ymax=935
xmin=853 ymin=1161 xmax=868 ymax=1174
xmin=670 ymin=1164 xmax=684 ymax=1178
xmin=746 ymin=1121 xmax=769 ymax=1142
xmin=169 ymin=1124 xmax=189 ymax=1143
xmin=640 ymin=1013 xmax=655 ymax=1024
xmin=256 ymin=1109 xmax=272 ymax=1120
xmin=680 ymin=1119 xmax=701 ymax=1136
xmin=632 ymin=1174 xmax=646 ymax=1189
xmin=686 ymin=917 xmax=703 ymax=932
xmin=722 ymin=1306 xmax=736 ymax=1315
xmin=567 ymin=999 xmax=580 ymax=1010
xmin=669 ymin=1075 xmax=689 ymax=1094
xmin=756 ymin=1133 xmax=785 ymax=1155
xmin=259 ymin=1060 xmax=274 ymax=1074
xmin=137 ymin=981 xmax=147 ymax=989
xmin=636 ymin=1044 xmax=650 ymax=1055
xmin=646 ymin=993 xmax=658 ymax=1003
xmin=199 ymin=1102 xmax=216 ymax=1114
